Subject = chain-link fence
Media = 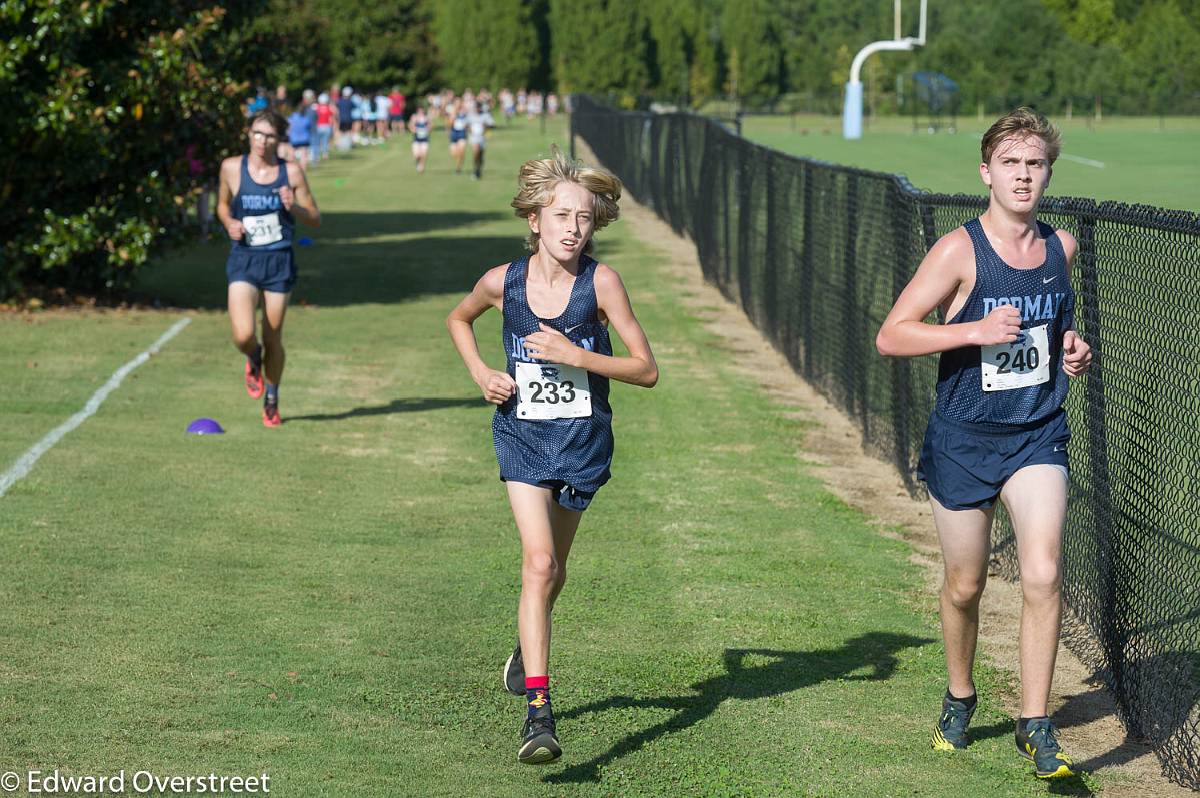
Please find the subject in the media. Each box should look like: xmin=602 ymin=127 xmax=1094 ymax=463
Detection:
xmin=571 ymin=94 xmax=1200 ymax=790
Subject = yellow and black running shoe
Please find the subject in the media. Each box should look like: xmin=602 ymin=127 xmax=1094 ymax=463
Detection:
xmin=931 ymin=693 xmax=976 ymax=751
xmin=1016 ymin=718 xmax=1075 ymax=778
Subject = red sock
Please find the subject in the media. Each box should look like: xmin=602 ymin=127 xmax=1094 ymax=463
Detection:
xmin=525 ymin=676 xmax=550 ymax=716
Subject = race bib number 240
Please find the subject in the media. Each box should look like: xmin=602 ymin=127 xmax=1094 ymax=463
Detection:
xmin=981 ymin=323 xmax=1051 ymax=392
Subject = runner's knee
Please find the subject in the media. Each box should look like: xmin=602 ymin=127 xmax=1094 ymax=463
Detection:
xmin=1020 ymin=559 xmax=1061 ymax=599
xmin=942 ymin=571 xmax=986 ymax=609
xmin=231 ymin=328 xmax=256 ymax=350
xmin=522 ymin=551 xmax=559 ymax=587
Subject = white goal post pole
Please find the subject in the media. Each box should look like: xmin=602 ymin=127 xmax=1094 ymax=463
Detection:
xmin=843 ymin=0 xmax=927 ymax=140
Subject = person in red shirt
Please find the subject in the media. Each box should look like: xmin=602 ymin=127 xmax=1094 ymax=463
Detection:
xmin=389 ymin=88 xmax=406 ymax=135
xmin=314 ymin=92 xmax=335 ymax=163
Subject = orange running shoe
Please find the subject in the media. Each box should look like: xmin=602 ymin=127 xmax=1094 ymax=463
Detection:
xmin=262 ymin=401 xmax=281 ymax=428
xmin=245 ymin=360 xmax=265 ymax=399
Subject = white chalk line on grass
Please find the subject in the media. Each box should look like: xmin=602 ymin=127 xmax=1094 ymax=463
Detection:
xmin=1059 ymin=153 xmax=1106 ymax=168
xmin=0 ymin=316 xmax=192 ymax=499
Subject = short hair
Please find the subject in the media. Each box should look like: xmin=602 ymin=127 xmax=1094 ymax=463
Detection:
xmin=981 ymin=107 xmax=1061 ymax=165
xmin=511 ymin=146 xmax=622 ymax=254
xmin=248 ymin=108 xmax=288 ymax=138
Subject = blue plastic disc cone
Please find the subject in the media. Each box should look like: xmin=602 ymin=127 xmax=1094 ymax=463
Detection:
xmin=298 ymin=237 xmax=314 ymax=247
xmin=187 ymin=418 xmax=225 ymax=435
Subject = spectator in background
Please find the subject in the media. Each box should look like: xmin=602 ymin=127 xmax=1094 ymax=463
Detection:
xmin=247 ymin=86 xmax=270 ymax=116
xmin=288 ymin=100 xmax=313 ymax=170
xmin=314 ymin=92 xmax=335 ymax=163
xmin=336 ymin=87 xmax=354 ymax=149
xmin=389 ymin=87 xmax=406 ymax=135
xmin=375 ymin=90 xmax=392 ymax=141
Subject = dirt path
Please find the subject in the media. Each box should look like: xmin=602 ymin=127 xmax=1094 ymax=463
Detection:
xmin=593 ymin=140 xmax=1189 ymax=796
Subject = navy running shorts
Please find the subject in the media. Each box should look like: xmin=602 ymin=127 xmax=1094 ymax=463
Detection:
xmin=917 ymin=409 xmax=1070 ymax=511
xmin=504 ymin=478 xmax=597 ymax=513
xmin=226 ymin=248 xmax=296 ymax=293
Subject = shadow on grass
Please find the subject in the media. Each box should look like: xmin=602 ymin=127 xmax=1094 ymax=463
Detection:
xmin=138 ymin=211 xmax=515 ymax=309
xmin=138 ymin=209 xmax=632 ymax=310
xmin=546 ymin=632 xmax=934 ymax=785
xmin=285 ymin=396 xmax=486 ymax=423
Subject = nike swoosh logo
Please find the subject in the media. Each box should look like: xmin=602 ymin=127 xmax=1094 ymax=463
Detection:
xmin=564 ymin=324 xmax=585 ymax=334
xmin=1043 ymin=275 xmax=1057 ymax=284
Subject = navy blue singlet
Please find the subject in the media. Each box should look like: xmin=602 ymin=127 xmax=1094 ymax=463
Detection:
xmin=492 ymin=254 xmax=614 ymax=493
xmin=231 ymin=155 xmax=293 ymax=253
xmin=413 ymin=119 xmax=429 ymax=142
xmin=449 ymin=112 xmax=467 ymax=141
xmin=935 ymin=218 xmax=1074 ymax=426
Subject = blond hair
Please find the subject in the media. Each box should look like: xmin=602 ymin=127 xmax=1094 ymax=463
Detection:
xmin=511 ymin=146 xmax=622 ymax=254
xmin=981 ymin=107 xmax=1061 ymax=166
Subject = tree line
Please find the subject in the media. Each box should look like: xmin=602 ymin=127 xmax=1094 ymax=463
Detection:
xmin=4 ymin=0 xmax=1197 ymax=298
xmin=234 ymin=0 xmax=1200 ymax=117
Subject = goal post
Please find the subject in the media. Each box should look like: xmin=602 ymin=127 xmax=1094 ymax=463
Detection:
xmin=843 ymin=0 xmax=927 ymax=139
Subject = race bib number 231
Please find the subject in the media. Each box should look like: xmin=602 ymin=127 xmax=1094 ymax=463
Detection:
xmin=243 ymin=212 xmax=283 ymax=247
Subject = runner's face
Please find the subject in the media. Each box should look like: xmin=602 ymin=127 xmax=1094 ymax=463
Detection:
xmin=248 ymin=123 xmax=279 ymax=158
xmin=980 ymin=134 xmax=1052 ymax=214
xmin=530 ymin=182 xmax=595 ymax=262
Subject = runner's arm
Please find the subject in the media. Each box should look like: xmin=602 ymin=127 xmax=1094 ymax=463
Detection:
xmin=286 ymin=163 xmax=320 ymax=227
xmin=876 ymin=228 xmax=1019 ymax=356
xmin=447 ymin=265 xmax=516 ymax=403
xmin=215 ymin=159 xmax=243 ymax=240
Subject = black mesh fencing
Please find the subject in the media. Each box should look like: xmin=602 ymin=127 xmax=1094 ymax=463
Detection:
xmin=571 ymin=95 xmax=1200 ymax=790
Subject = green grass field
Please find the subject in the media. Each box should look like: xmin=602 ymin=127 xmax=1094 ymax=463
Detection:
xmin=742 ymin=114 xmax=1200 ymax=211
xmin=0 ymin=118 xmax=1110 ymax=796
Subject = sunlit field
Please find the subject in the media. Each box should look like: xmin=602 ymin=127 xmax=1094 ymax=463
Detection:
xmin=741 ymin=114 xmax=1200 ymax=211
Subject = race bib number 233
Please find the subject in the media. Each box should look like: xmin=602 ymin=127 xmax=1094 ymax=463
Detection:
xmin=515 ymin=361 xmax=591 ymax=419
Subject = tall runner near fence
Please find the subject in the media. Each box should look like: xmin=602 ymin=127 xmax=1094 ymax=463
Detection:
xmin=570 ymin=95 xmax=1200 ymax=790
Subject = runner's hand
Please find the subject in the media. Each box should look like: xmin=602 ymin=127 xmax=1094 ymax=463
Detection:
xmin=1062 ymin=330 xmax=1092 ymax=377
xmin=224 ymin=219 xmax=245 ymax=241
xmin=277 ymin=185 xmax=294 ymax=211
xmin=524 ymin=323 xmax=579 ymax=365
xmin=972 ymin=305 xmax=1021 ymax=346
xmin=477 ymin=369 xmax=517 ymax=405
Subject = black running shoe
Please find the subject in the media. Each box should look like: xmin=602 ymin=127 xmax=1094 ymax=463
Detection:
xmin=931 ymin=693 xmax=976 ymax=751
xmin=1016 ymin=718 xmax=1075 ymax=778
xmin=502 ymin=644 xmax=525 ymax=696
xmin=517 ymin=711 xmax=561 ymax=765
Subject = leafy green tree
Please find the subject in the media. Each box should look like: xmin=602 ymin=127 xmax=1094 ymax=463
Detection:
xmin=1 ymin=1 xmax=267 ymax=298
xmin=1121 ymin=0 xmax=1200 ymax=117
xmin=549 ymin=0 xmax=649 ymax=95
xmin=722 ymin=0 xmax=781 ymax=102
xmin=434 ymin=0 xmax=541 ymax=90
xmin=644 ymin=0 xmax=689 ymax=98
xmin=687 ymin=4 xmax=721 ymax=102
xmin=319 ymin=0 xmax=439 ymax=93
xmin=234 ymin=0 xmax=334 ymax=93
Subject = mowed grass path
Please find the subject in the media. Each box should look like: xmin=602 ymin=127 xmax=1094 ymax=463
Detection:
xmin=743 ymin=114 xmax=1200 ymax=211
xmin=0 ymin=119 xmax=1103 ymax=796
